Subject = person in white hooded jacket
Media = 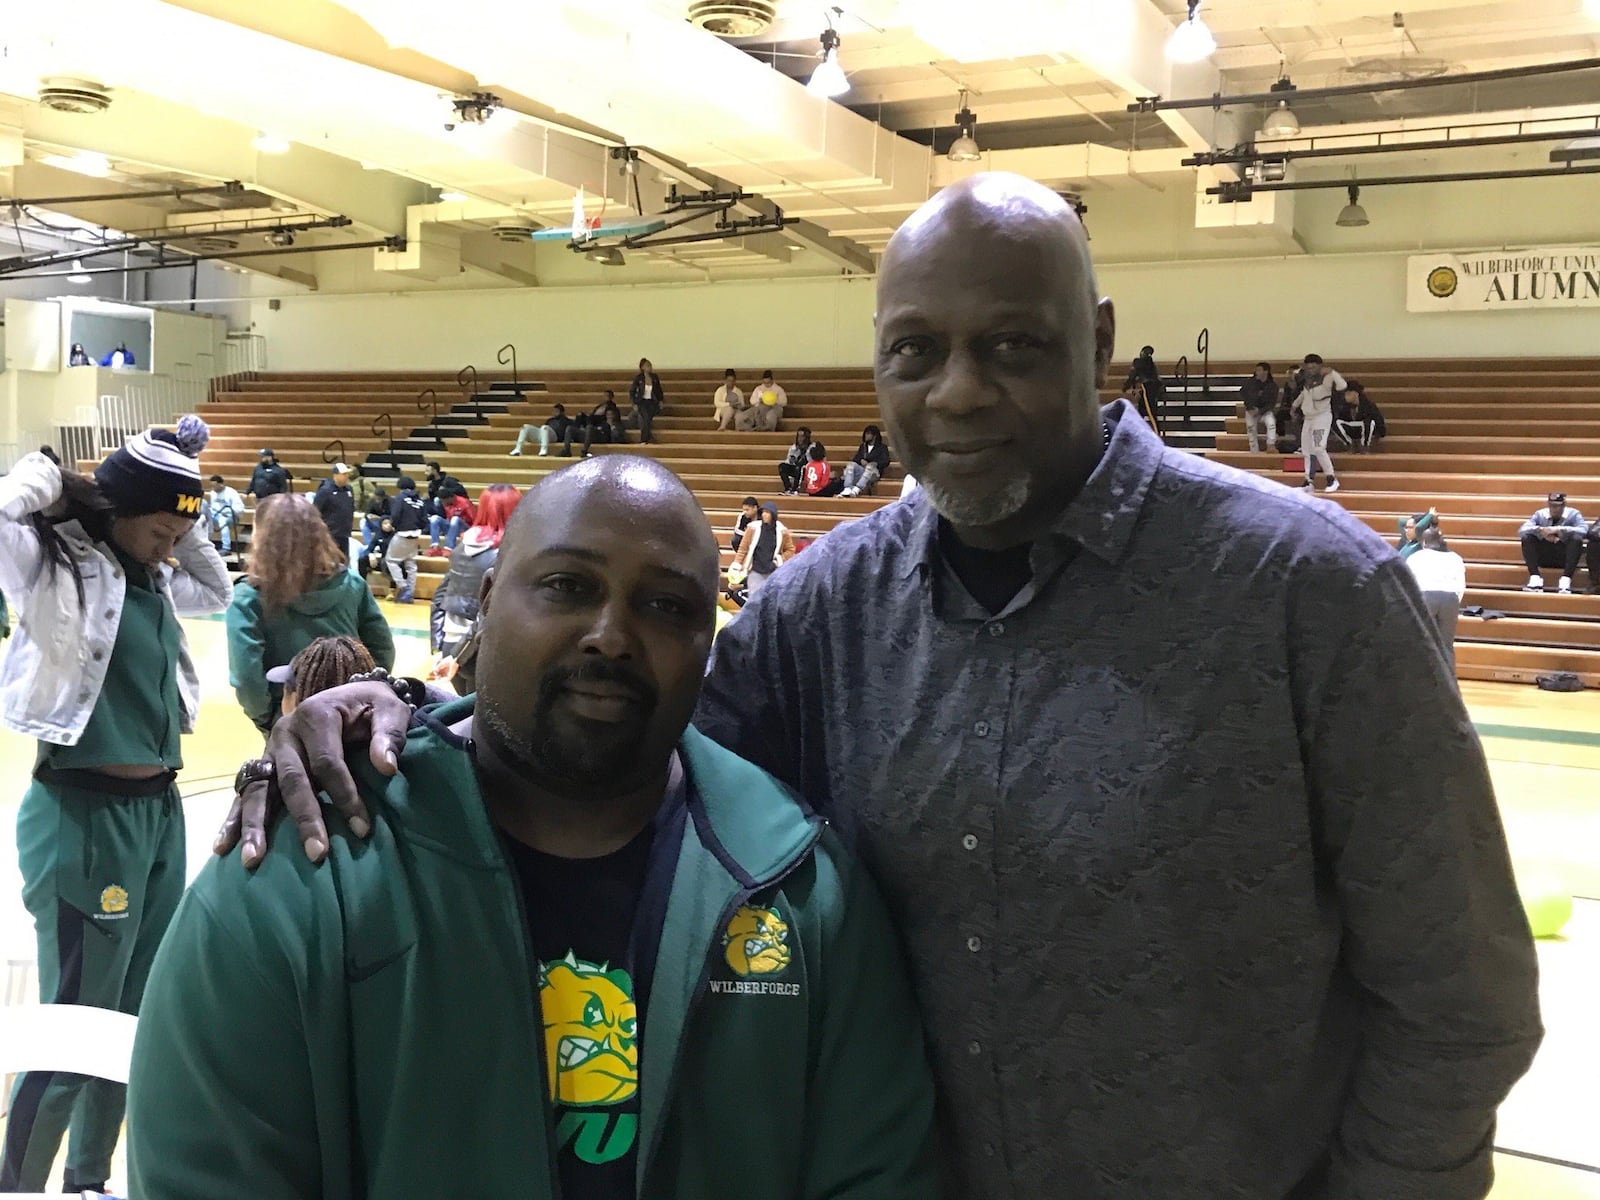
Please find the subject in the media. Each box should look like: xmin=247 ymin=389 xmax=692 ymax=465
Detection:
xmin=733 ymin=501 xmax=796 ymax=595
xmin=0 ymin=421 xmax=231 ymax=1193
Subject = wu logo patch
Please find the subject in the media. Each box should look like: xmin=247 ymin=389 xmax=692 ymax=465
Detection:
xmin=722 ymin=905 xmax=791 ymax=978
xmin=99 ymin=885 xmax=129 ymax=915
xmin=175 ymin=494 xmax=202 ymax=515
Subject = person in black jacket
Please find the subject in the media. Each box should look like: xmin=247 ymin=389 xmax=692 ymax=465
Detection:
xmin=1121 ymin=345 xmax=1166 ymax=422
xmin=311 ymin=462 xmax=356 ymax=559
xmin=629 ymin=357 xmax=665 ymax=444
xmin=777 ymin=426 xmax=813 ymax=496
xmin=1239 ymin=363 xmax=1278 ymax=453
xmin=563 ymin=391 xmax=627 ymax=458
xmin=429 ymin=484 xmax=519 ymax=655
xmin=839 ymin=425 xmax=891 ymax=497
xmin=1332 ymin=381 xmax=1386 ymax=453
xmin=730 ymin=496 xmax=760 ymax=553
xmin=358 ymin=487 xmax=389 ymax=555
xmin=383 ymin=476 xmax=428 ymax=603
xmin=248 ymin=448 xmax=292 ymax=498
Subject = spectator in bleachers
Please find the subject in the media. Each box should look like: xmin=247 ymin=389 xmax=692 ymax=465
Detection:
xmin=203 ymin=473 xmax=244 ymax=556
xmin=777 ymin=426 xmax=813 ymax=495
xmin=730 ymin=496 xmax=760 ymax=553
xmin=1588 ymin=523 xmax=1600 ymax=595
xmin=359 ymin=487 xmax=389 ymax=555
xmin=566 ymin=391 xmax=623 ymax=458
xmin=348 ymin=462 xmax=378 ymax=517
xmin=424 ymin=461 xmax=461 ymax=506
xmin=1332 ymin=381 xmax=1385 ymax=453
xmin=1290 ymin=354 xmax=1344 ymax=493
xmin=1121 ymin=345 xmax=1166 ymax=418
xmin=384 ymin=475 xmax=428 ymax=603
xmin=68 ymin=342 xmax=92 ymax=367
xmin=1239 ymin=362 xmax=1278 ymax=453
xmin=430 ymin=483 xmax=519 ymax=666
xmin=38 ymin=445 xmax=61 ymax=466
xmin=712 ymin=368 xmax=749 ymax=431
xmin=358 ymin=516 xmax=395 ymax=596
xmin=1397 ymin=508 xmax=1439 ymax=560
xmin=226 ymin=494 xmax=395 ymax=736
xmin=840 ymin=424 xmax=891 ymax=497
xmin=801 ymin=441 xmax=842 ymax=497
xmin=629 ymin=356 xmax=665 ymax=444
xmin=1405 ymin=527 xmax=1467 ymax=672
xmin=426 ymin=481 xmax=476 ymax=557
xmin=1520 ymin=491 xmax=1587 ymax=594
xmin=100 ymin=342 xmax=135 ymax=368
xmin=268 ymin=635 xmax=378 ymax=720
xmin=733 ymin=501 xmax=795 ymax=595
xmin=312 ymin=461 xmax=356 ymax=561
xmin=248 ymin=447 xmax=292 ymax=499
xmin=752 ymin=370 xmax=787 ymax=431
xmin=1273 ymin=380 xmax=1301 ymax=452
xmin=509 ymin=404 xmax=576 ymax=457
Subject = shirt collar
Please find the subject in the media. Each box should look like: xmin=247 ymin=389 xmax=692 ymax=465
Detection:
xmin=902 ymin=397 xmax=1161 ymax=579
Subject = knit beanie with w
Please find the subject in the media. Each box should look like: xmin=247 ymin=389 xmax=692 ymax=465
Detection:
xmin=94 ymin=415 xmax=210 ymax=517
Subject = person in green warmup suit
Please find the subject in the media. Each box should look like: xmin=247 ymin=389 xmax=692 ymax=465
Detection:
xmin=0 ymin=419 xmax=232 ymax=1193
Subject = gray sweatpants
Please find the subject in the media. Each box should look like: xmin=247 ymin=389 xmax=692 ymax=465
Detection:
xmin=1301 ymin=413 xmax=1335 ymax=481
xmin=1243 ymin=409 xmax=1277 ymax=453
xmin=384 ymin=531 xmax=420 ymax=590
xmin=1420 ymin=591 xmax=1459 ymax=674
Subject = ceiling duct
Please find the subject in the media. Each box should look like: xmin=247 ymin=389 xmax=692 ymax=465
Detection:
xmin=686 ymin=0 xmax=777 ymax=37
xmin=38 ymin=76 xmax=113 ymax=114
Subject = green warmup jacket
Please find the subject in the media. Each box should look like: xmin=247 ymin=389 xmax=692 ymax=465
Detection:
xmin=127 ymin=703 xmax=939 ymax=1200
xmin=225 ymin=572 xmax=395 ymax=731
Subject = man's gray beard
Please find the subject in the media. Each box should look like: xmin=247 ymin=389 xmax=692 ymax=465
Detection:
xmin=919 ymin=473 xmax=1031 ymax=529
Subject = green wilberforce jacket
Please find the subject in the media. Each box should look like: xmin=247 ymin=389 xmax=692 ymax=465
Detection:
xmin=127 ymin=702 xmax=939 ymax=1199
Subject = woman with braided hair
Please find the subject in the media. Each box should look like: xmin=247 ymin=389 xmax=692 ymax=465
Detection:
xmin=226 ymin=493 xmax=395 ymax=736
xmin=267 ymin=634 xmax=378 ymax=718
xmin=0 ymin=417 xmax=231 ymax=1193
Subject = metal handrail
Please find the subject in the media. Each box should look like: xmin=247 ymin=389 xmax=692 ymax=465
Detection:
xmin=457 ymin=364 xmax=481 ymax=419
xmin=497 ymin=343 xmax=520 ymax=393
xmin=417 ymin=388 xmax=444 ymax=448
xmin=370 ymin=412 xmax=397 ymax=469
xmin=1174 ymin=354 xmax=1190 ymax=428
xmin=1196 ymin=327 xmax=1212 ymax=405
xmin=322 ymin=438 xmax=345 ymax=465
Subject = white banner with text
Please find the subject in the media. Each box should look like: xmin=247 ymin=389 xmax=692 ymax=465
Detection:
xmin=1407 ymin=248 xmax=1600 ymax=312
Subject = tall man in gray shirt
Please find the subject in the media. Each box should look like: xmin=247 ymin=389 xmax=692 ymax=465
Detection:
xmin=231 ymin=173 xmax=1540 ymax=1200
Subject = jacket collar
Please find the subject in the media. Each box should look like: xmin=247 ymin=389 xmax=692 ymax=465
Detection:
xmin=901 ymin=397 xmax=1160 ymax=579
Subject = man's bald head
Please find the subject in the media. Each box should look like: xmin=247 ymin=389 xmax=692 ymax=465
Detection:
xmin=505 ymin=456 xmax=719 ymax=591
xmin=873 ymin=171 xmax=1115 ymax=549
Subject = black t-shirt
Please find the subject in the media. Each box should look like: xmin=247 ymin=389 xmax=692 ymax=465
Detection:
xmin=498 ymin=768 xmax=685 ymax=1200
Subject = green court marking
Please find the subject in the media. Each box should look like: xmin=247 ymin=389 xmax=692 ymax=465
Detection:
xmin=1473 ymin=722 xmax=1600 ymax=749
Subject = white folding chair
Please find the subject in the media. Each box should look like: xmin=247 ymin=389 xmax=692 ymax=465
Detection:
xmin=0 ymin=1003 xmax=137 ymax=1085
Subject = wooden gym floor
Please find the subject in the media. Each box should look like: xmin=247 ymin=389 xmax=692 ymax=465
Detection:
xmin=0 ymin=604 xmax=1596 ymax=1197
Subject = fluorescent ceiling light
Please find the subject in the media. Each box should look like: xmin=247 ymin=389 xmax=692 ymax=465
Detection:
xmin=438 ymin=190 xmax=470 ymax=202
xmin=252 ymin=133 xmax=291 ymax=154
xmin=1167 ymin=1 xmax=1216 ymax=63
xmin=39 ymin=151 xmax=112 ymax=178
xmin=68 ymin=260 xmax=92 ymax=284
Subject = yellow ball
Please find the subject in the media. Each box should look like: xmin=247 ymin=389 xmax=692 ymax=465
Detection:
xmin=1516 ymin=870 xmax=1574 ymax=939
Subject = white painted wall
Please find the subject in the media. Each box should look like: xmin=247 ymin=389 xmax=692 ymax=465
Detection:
xmin=250 ymin=163 xmax=1600 ymax=371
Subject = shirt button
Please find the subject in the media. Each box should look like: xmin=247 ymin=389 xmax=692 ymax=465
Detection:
xmin=988 ymin=622 xmax=1005 ymax=637
xmin=973 ymin=721 xmax=989 ymax=738
xmin=967 ymin=1040 xmax=983 ymax=1056
xmin=967 ymin=936 xmax=982 ymax=952
xmin=91 ymin=648 xmax=105 ymax=662
xmin=962 ymin=834 xmax=978 ymax=851
xmin=103 ymin=609 xmax=115 ymax=620
xmin=77 ymin=689 xmax=90 ymax=703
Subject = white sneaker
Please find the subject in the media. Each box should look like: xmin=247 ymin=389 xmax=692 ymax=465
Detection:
xmin=1525 ymin=575 xmax=1545 ymax=592
xmin=1558 ymin=576 xmax=1573 ymax=594
xmin=1325 ymin=479 xmax=1340 ymax=493
xmin=508 ymin=448 xmax=521 ymax=456
xmin=1300 ymin=482 xmax=1315 ymax=492
xmin=538 ymin=449 xmax=548 ymax=457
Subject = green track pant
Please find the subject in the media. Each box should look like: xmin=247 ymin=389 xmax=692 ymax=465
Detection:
xmin=1 ymin=774 xmax=185 ymax=1191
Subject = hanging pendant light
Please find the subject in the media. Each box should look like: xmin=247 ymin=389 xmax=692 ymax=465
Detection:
xmin=1259 ymin=75 xmax=1300 ymax=139
xmin=1167 ymin=0 xmax=1216 ymax=63
xmin=1336 ymin=184 xmax=1370 ymax=227
xmin=807 ymin=27 xmax=848 ymax=98
xmin=948 ymin=90 xmax=981 ymax=162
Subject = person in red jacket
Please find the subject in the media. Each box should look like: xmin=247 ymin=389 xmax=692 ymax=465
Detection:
xmin=801 ymin=443 xmax=843 ymax=497
xmin=425 ymin=485 xmax=478 ymax=558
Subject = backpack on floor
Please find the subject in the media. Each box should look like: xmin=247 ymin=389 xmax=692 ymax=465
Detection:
xmin=1535 ymin=671 xmax=1585 ymax=692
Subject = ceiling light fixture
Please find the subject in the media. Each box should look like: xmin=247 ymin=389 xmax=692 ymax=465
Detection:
xmin=39 ymin=151 xmax=112 ymax=178
xmin=1335 ymin=184 xmax=1370 ymax=227
xmin=445 ymin=92 xmax=502 ymax=131
xmin=438 ymin=190 xmax=469 ymax=202
xmin=265 ymin=229 xmax=297 ymax=247
xmin=585 ymin=246 xmax=626 ymax=267
xmin=948 ymin=90 xmax=982 ymax=162
xmin=807 ymin=27 xmax=848 ymax=98
xmin=611 ymin=146 xmax=640 ymax=177
xmin=1167 ymin=0 xmax=1217 ymax=63
xmin=68 ymin=260 xmax=92 ymax=284
xmin=252 ymin=133 xmax=290 ymax=154
xmin=1550 ymin=135 xmax=1600 ymax=163
xmin=1259 ymin=77 xmax=1300 ymax=139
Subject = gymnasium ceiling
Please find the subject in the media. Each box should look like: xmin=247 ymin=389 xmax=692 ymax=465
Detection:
xmin=1 ymin=0 xmax=1597 ymax=293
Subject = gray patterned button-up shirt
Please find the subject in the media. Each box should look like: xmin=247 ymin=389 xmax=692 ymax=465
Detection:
xmin=696 ymin=399 xmax=1541 ymax=1200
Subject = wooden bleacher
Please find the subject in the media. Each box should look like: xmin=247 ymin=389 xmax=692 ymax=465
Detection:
xmin=183 ymin=358 xmax=1600 ymax=686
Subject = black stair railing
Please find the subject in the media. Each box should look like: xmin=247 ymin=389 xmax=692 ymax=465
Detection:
xmin=457 ymin=364 xmax=481 ymax=418
xmin=371 ymin=412 xmax=397 ymax=470
xmin=1196 ymin=327 xmax=1211 ymax=406
xmin=497 ymin=343 xmax=520 ymax=394
xmin=417 ymin=388 xmax=444 ymax=448
xmin=322 ymin=438 xmax=345 ymax=466
xmin=1174 ymin=354 xmax=1191 ymax=427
